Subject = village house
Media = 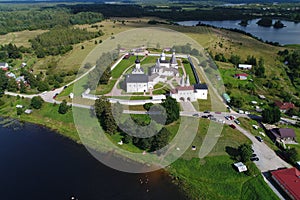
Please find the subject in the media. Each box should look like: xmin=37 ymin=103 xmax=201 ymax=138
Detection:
xmin=0 ymin=62 xmax=9 ymax=71
xmin=238 ymin=64 xmax=252 ymax=70
xmin=271 ymin=167 xmax=300 ymax=200
xmin=270 ymin=128 xmax=297 ymax=143
xmin=6 ymin=72 xmax=16 ymax=79
xmin=275 ymin=101 xmax=295 ymax=113
xmin=235 ymin=73 xmax=248 ymax=80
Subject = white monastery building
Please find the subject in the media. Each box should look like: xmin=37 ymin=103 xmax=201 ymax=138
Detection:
xmin=125 ymin=51 xmax=179 ymax=93
xmin=170 ymin=76 xmax=208 ymax=102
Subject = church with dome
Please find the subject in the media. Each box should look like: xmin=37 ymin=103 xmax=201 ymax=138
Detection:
xmin=125 ymin=51 xmax=180 ymax=93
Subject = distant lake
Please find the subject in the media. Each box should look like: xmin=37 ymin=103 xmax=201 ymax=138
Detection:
xmin=177 ymin=19 xmax=300 ymax=45
xmin=0 ymin=121 xmax=186 ymax=200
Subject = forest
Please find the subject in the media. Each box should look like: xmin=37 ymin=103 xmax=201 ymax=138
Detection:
xmin=62 ymin=3 xmax=300 ymax=22
xmin=29 ymin=26 xmax=103 ymax=57
xmin=0 ymin=7 xmax=103 ymax=35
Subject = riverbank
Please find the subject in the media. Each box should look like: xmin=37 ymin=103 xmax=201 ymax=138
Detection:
xmin=0 ymin=94 xmax=281 ymax=199
xmin=0 ymin=95 xmax=190 ymax=198
xmin=177 ymin=19 xmax=300 ymax=45
xmin=0 ymin=120 xmax=188 ymax=200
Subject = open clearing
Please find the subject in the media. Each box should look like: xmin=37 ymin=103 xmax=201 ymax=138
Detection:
xmin=0 ymin=29 xmax=47 ymax=47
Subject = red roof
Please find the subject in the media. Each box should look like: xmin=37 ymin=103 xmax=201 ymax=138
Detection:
xmin=271 ymin=168 xmax=300 ymax=200
xmin=170 ymin=86 xmax=194 ymax=94
xmin=177 ymin=86 xmax=194 ymax=91
xmin=275 ymin=101 xmax=295 ymax=110
xmin=1 ymin=67 xmax=8 ymax=71
xmin=235 ymin=73 xmax=248 ymax=77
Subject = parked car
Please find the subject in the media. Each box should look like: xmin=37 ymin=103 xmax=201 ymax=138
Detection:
xmin=210 ymin=117 xmax=217 ymax=121
xmin=204 ymin=110 xmax=210 ymax=113
xmin=225 ymin=116 xmax=230 ymax=120
xmin=229 ymin=124 xmax=236 ymax=129
xmin=255 ymin=136 xmax=263 ymax=142
xmin=234 ymin=119 xmax=240 ymax=125
xmin=63 ymin=85 xmax=68 ymax=89
xmin=250 ymin=157 xmax=259 ymax=161
xmin=215 ymin=111 xmax=221 ymax=114
xmin=193 ymin=113 xmax=199 ymax=117
xmin=202 ymin=115 xmax=209 ymax=119
xmin=252 ymin=154 xmax=257 ymax=157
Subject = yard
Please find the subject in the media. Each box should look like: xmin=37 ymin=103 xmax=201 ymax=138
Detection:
xmin=111 ymin=55 xmax=137 ymax=78
xmin=169 ymin=119 xmax=278 ymax=200
xmin=182 ymin=61 xmax=197 ymax=85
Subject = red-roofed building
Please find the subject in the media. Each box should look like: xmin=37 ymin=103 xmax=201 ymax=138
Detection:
xmin=275 ymin=101 xmax=295 ymax=113
xmin=235 ymin=73 xmax=248 ymax=80
xmin=271 ymin=168 xmax=300 ymax=200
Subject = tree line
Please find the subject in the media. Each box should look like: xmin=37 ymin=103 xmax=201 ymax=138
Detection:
xmin=94 ymin=96 xmax=180 ymax=152
xmin=0 ymin=43 xmax=31 ymax=60
xmin=30 ymin=26 xmax=103 ymax=58
xmin=0 ymin=7 xmax=103 ymax=35
xmin=278 ymin=49 xmax=300 ymax=89
xmin=86 ymin=51 xmax=119 ymax=90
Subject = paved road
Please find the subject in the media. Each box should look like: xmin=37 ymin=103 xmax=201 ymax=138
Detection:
xmin=234 ymin=125 xmax=291 ymax=172
xmin=124 ymin=109 xmax=291 ymax=171
xmin=5 ymin=65 xmax=96 ymax=104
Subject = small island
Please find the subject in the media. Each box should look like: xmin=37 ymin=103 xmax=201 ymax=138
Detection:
xmin=257 ymin=17 xmax=273 ymax=27
xmin=257 ymin=18 xmax=285 ymax=29
xmin=239 ymin=19 xmax=249 ymax=27
xmin=273 ymin=20 xmax=285 ymax=28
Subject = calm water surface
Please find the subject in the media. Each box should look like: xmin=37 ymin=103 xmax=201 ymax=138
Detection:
xmin=0 ymin=122 xmax=186 ymax=200
xmin=177 ymin=19 xmax=300 ymax=45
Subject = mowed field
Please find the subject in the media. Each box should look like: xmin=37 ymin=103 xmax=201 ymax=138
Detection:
xmin=169 ymin=119 xmax=279 ymax=200
xmin=0 ymin=29 xmax=47 ymax=47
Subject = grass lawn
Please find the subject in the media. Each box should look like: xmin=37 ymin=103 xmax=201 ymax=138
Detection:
xmin=95 ymin=79 xmax=117 ymax=95
xmin=56 ymin=84 xmax=74 ymax=102
xmin=152 ymin=86 xmax=170 ymax=95
xmin=183 ymin=61 xmax=197 ymax=84
xmin=111 ymin=56 xmax=137 ymax=78
xmin=168 ymin=118 xmax=278 ymax=200
xmin=238 ymin=118 xmax=279 ymax=151
xmin=0 ymin=96 xmax=79 ymax=142
xmin=0 ymin=29 xmax=47 ymax=47
xmin=193 ymin=93 xmax=212 ymax=112
xmin=277 ymin=123 xmax=300 ymax=161
xmin=170 ymin=156 xmax=278 ymax=200
xmin=111 ymin=96 xmax=152 ymax=100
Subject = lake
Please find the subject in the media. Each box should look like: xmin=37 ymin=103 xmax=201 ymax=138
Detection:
xmin=0 ymin=120 xmax=186 ymax=200
xmin=177 ymin=19 xmax=300 ymax=45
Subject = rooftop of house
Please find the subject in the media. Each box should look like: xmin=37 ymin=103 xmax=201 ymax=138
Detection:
xmin=126 ymin=74 xmax=148 ymax=83
xmin=235 ymin=73 xmax=248 ymax=77
xmin=271 ymin=168 xmax=300 ymax=200
xmin=271 ymin=128 xmax=296 ymax=138
xmin=171 ymin=85 xmax=194 ymax=94
xmin=194 ymin=83 xmax=208 ymax=90
xmin=275 ymin=101 xmax=295 ymax=110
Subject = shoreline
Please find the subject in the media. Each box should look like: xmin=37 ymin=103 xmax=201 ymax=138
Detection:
xmin=0 ymin=114 xmax=190 ymax=199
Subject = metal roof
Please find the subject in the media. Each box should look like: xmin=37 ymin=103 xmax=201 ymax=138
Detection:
xmin=126 ymin=74 xmax=148 ymax=83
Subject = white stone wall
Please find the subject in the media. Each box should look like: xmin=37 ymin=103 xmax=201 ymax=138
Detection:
xmin=195 ymin=89 xmax=208 ymax=100
xmin=126 ymin=82 xmax=148 ymax=93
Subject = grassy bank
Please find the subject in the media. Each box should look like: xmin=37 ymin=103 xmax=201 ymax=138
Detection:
xmin=0 ymin=95 xmax=279 ymax=199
